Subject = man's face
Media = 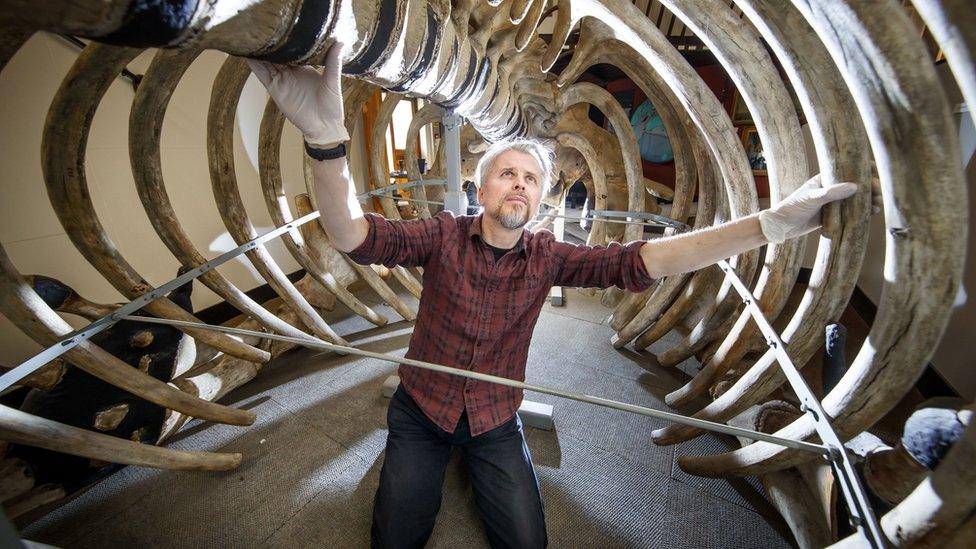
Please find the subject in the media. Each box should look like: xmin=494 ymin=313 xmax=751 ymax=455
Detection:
xmin=477 ymin=150 xmax=545 ymax=230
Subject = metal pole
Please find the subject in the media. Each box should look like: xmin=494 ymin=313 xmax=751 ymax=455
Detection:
xmin=122 ymin=315 xmax=828 ymax=455
xmin=716 ymin=259 xmax=886 ymax=548
xmin=441 ymin=111 xmax=466 ymax=214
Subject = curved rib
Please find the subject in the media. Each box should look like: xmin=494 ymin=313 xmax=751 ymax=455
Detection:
xmin=679 ymin=0 xmax=967 ymax=478
xmin=403 ymin=103 xmax=446 ymax=219
xmin=830 ymin=416 xmax=976 ymax=547
xmin=208 ymin=56 xmax=347 ymax=346
xmin=0 ymin=246 xmax=255 ymax=427
xmin=631 ymin=133 xmax=723 ymax=350
xmin=556 ymin=82 xmax=645 ymax=242
xmin=41 ymin=43 xmax=269 ymax=364
xmin=293 ymin=193 xmax=418 ymax=322
xmin=130 ymin=47 xmax=331 ymax=343
xmin=555 ymin=131 xmax=609 ymax=246
xmin=549 ymin=5 xmax=760 ymax=350
xmin=651 ymin=0 xmax=871 ymax=445
xmin=645 ymin=1 xmax=807 ymax=401
xmin=258 ymin=98 xmax=388 ymax=326
xmin=553 ymin=22 xmax=702 ymax=332
xmin=364 ymin=91 xmax=425 ymax=298
xmin=0 ymin=404 xmax=241 ymax=471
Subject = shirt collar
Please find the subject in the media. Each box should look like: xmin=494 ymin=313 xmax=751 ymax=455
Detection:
xmin=468 ymin=214 xmax=529 ymax=257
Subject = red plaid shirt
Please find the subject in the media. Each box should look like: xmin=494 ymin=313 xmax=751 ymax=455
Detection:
xmin=348 ymin=211 xmax=654 ymax=435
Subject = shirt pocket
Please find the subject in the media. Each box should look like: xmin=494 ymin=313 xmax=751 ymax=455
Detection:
xmin=502 ymin=273 xmax=542 ymax=325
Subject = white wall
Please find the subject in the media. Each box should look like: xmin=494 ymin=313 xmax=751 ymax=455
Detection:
xmin=0 ymin=33 xmax=369 ymax=366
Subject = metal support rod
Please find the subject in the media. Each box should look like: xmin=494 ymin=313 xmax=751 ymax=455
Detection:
xmin=441 ymin=111 xmax=466 ymax=214
xmin=121 ymin=314 xmax=828 ymax=455
xmin=546 ymin=214 xmax=679 ymax=230
xmin=57 ymin=34 xmax=142 ymax=91
xmin=367 ymin=196 xmax=446 ymax=208
xmin=588 ymin=209 xmax=688 ymax=229
xmin=355 ymin=179 xmax=447 ymax=201
xmin=716 ymin=259 xmax=886 ymax=548
xmin=373 ymin=193 xmax=685 ymax=230
xmin=0 ymin=211 xmax=324 ymax=392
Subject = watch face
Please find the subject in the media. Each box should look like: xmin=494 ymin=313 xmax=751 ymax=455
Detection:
xmin=630 ymin=100 xmax=674 ymax=164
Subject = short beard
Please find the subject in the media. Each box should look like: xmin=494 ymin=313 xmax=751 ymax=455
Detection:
xmin=492 ymin=203 xmax=530 ymax=230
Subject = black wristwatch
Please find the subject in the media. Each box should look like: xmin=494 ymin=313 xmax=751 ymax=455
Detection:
xmin=304 ymin=140 xmax=347 ymax=161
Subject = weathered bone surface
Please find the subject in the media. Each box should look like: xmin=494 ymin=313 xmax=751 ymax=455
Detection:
xmin=259 ymin=97 xmax=388 ymax=326
xmin=677 ymin=0 xmax=966 ymax=480
xmin=728 ymin=401 xmax=835 ymax=548
xmin=651 ymin=0 xmax=872 ymax=444
xmin=0 ymin=0 xmax=970 ymax=544
xmin=42 ymin=42 xmax=269 ymax=364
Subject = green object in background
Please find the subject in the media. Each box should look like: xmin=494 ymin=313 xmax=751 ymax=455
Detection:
xmin=630 ymin=100 xmax=673 ymax=163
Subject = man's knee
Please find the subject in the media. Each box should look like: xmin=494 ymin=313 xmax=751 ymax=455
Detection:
xmin=487 ymin=515 xmax=547 ymax=549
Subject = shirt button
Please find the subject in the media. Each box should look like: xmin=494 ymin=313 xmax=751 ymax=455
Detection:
xmin=476 ymin=341 xmax=482 ymax=347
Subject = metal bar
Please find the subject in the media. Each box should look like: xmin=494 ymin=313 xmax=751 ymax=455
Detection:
xmin=549 ymin=214 xmax=678 ymax=229
xmin=380 ymin=194 xmax=685 ymax=230
xmin=382 ymin=194 xmax=684 ymax=230
xmin=121 ymin=315 xmax=829 ymax=455
xmin=57 ymin=34 xmax=142 ymax=91
xmin=716 ymin=259 xmax=886 ymax=548
xmin=0 ymin=211 xmax=323 ymax=392
xmin=355 ymin=179 xmax=447 ymax=201
xmin=441 ymin=111 xmax=466 ymax=214
xmin=366 ymin=196 xmax=446 ymax=208
xmin=588 ymin=209 xmax=689 ymax=228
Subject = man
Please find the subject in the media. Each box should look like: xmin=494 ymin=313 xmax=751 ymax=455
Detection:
xmin=248 ymin=45 xmax=861 ymax=549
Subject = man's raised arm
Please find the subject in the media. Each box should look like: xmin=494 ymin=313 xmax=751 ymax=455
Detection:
xmin=247 ymin=45 xmax=369 ymax=253
xmin=639 ymin=175 xmax=865 ymax=279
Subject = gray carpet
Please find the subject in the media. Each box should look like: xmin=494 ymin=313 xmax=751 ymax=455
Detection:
xmin=22 ymin=288 xmax=794 ymax=548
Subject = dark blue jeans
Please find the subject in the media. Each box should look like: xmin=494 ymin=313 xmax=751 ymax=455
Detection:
xmin=371 ymin=386 xmax=547 ymax=549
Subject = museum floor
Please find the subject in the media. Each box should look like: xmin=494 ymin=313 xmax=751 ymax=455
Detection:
xmin=21 ymin=289 xmax=793 ymax=548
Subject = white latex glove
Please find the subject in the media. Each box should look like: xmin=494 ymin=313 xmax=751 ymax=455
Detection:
xmin=758 ymin=175 xmax=859 ymax=243
xmin=246 ymin=44 xmax=349 ymax=148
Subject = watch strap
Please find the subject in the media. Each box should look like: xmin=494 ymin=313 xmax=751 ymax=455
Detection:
xmin=304 ymin=141 xmax=347 ymax=161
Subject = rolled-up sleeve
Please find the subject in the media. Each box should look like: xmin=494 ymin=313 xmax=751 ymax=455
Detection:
xmin=549 ymin=239 xmax=655 ymax=292
xmin=347 ymin=211 xmax=448 ymax=268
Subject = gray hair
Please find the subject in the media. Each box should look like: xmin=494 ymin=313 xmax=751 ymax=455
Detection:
xmin=473 ymin=138 xmax=555 ymax=189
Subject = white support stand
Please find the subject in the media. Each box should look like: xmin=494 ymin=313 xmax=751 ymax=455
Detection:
xmin=441 ymin=111 xmax=467 ymax=215
xmin=381 ymin=375 xmax=554 ymax=431
xmin=549 ymin=194 xmax=566 ymax=306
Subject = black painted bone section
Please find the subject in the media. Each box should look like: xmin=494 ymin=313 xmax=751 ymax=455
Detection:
xmin=388 ymin=8 xmax=441 ymax=93
xmin=253 ymin=0 xmax=338 ymax=63
xmin=100 ymin=0 xmax=200 ymax=47
xmin=10 ymin=270 xmax=197 ymax=491
xmin=343 ymin=0 xmax=404 ymax=76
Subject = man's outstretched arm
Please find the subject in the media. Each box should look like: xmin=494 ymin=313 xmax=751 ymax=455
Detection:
xmin=640 ymin=176 xmax=863 ymax=279
xmin=247 ymin=46 xmax=368 ymax=253
xmin=307 ymin=156 xmax=369 ymax=253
